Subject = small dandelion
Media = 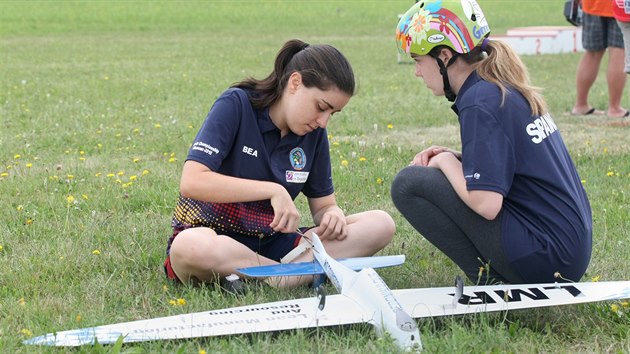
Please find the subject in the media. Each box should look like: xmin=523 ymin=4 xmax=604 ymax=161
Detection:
xmin=129 ymin=175 xmax=137 ymax=181
xmin=25 ymin=163 xmax=32 ymax=168
xmin=92 ymin=249 xmax=101 ymax=255
xmin=332 ymin=141 xmax=340 ymax=146
xmin=177 ymin=298 xmax=186 ymax=305
xmin=359 ymin=157 xmax=367 ymax=162
xmin=606 ymin=171 xmax=614 ymax=177
xmin=66 ymin=195 xmax=75 ymax=204
xmin=163 ymin=285 xmax=169 ymax=292
xmin=168 ymin=157 xmax=177 ymax=163
xmin=1 ymin=172 xmax=9 ymax=177
xmin=17 ymin=205 xmax=23 ymax=211
xmin=155 ymin=123 xmax=162 ymax=128
xmin=169 ymin=299 xmax=177 ymax=306
xmin=103 ymin=75 xmax=109 ymax=80
xmin=95 ymin=172 xmax=102 ymax=177
xmin=106 ymin=173 xmax=115 ymax=178
xmin=341 ymin=160 xmax=349 ymax=167
xmin=18 ymin=298 xmax=25 ymax=306
xmin=76 ymin=315 xmax=82 ymax=322
xmin=82 ymin=194 xmax=89 ymax=200
xmin=611 ymin=304 xmax=620 ymax=313
xmin=591 ymin=275 xmax=601 ymax=282
xmin=142 ymin=170 xmax=150 ymax=176
xmin=20 ymin=328 xmax=32 ymax=337
xmin=133 ymin=158 xmax=140 ymax=163
xmin=581 ymin=179 xmax=586 ymax=185
xmin=387 ymin=123 xmax=394 ymax=129
xmin=117 ymin=171 xmax=124 ymax=176
xmin=0 ymin=245 xmax=3 ymax=252
xmin=79 ymin=157 xmax=86 ymax=161
xmin=25 ymin=219 xmax=33 ymax=225
xmin=199 ymin=349 xmax=207 ymax=354
xmin=14 ymin=154 xmax=21 ymax=159
xmin=67 ymin=175 xmax=74 ymax=180
xmin=376 ymin=177 xmax=383 ymax=185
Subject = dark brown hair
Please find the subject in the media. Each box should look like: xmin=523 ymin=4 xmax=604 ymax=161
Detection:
xmin=233 ymin=39 xmax=355 ymax=109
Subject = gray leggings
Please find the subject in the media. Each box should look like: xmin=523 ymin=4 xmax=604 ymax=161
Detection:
xmin=391 ymin=166 xmax=523 ymax=284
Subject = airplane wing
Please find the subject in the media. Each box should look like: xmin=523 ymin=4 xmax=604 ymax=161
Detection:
xmin=393 ymin=281 xmax=630 ymax=318
xmin=237 ymin=255 xmax=405 ymax=277
xmin=24 ymin=280 xmax=630 ymax=347
xmin=23 ymin=293 xmax=369 ymax=347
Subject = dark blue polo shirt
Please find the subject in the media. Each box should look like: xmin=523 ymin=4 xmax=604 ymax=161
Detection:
xmin=454 ymin=71 xmax=592 ymax=283
xmin=171 ymin=88 xmax=333 ymax=240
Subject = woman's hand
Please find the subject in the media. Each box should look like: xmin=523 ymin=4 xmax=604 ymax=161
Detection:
xmin=269 ymin=187 xmax=300 ymax=233
xmin=410 ymin=145 xmax=461 ymax=167
xmin=314 ymin=206 xmax=348 ymax=241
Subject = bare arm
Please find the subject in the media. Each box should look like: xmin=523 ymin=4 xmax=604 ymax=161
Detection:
xmin=427 ymin=152 xmax=503 ymax=220
xmin=180 ymin=160 xmax=300 ymax=232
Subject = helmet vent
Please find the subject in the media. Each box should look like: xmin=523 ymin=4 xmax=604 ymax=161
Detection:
xmin=470 ymin=14 xmax=477 ymax=21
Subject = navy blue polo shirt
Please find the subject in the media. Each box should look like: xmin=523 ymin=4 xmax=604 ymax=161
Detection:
xmin=171 ymin=88 xmax=333 ymax=240
xmin=454 ymin=71 xmax=592 ymax=283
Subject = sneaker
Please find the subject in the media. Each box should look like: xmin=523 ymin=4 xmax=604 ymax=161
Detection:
xmin=219 ymin=274 xmax=248 ymax=295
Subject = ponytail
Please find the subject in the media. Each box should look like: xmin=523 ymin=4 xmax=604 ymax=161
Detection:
xmin=233 ymin=39 xmax=355 ymax=109
xmin=461 ymin=40 xmax=547 ymax=116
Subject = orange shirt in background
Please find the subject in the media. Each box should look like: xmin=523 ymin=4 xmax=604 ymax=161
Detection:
xmin=582 ymin=0 xmax=614 ymax=17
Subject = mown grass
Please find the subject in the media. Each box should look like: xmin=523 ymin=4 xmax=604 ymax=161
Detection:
xmin=1 ymin=1 xmax=629 ymax=353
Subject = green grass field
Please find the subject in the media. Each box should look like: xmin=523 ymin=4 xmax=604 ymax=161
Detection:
xmin=1 ymin=1 xmax=628 ymax=353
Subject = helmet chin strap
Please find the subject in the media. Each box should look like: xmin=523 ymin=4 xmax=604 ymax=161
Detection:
xmin=435 ymin=54 xmax=459 ymax=102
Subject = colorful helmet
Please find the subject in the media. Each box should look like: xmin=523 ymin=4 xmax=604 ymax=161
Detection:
xmin=396 ymin=0 xmax=491 ymax=56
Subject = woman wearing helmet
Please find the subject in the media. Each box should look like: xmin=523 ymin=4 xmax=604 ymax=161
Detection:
xmin=391 ymin=0 xmax=592 ymax=284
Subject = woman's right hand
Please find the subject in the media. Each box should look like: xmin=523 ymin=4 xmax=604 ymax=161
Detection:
xmin=269 ymin=187 xmax=300 ymax=233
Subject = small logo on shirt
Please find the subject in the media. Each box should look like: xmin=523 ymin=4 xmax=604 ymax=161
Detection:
xmin=286 ymin=171 xmax=309 ymax=183
xmin=289 ymin=147 xmax=306 ymax=171
xmin=192 ymin=141 xmax=220 ymax=156
xmin=465 ymin=173 xmax=481 ymax=180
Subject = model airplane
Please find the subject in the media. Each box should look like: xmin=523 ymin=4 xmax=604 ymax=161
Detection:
xmin=24 ymin=233 xmax=630 ymax=351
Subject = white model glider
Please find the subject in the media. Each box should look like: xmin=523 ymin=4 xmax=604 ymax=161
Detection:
xmin=24 ymin=233 xmax=630 ymax=351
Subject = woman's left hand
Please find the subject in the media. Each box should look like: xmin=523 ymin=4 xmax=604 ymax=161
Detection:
xmin=314 ymin=206 xmax=348 ymax=241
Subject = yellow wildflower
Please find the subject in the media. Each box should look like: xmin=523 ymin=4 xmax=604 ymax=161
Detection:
xmin=92 ymin=249 xmax=101 ymax=255
xmin=177 ymin=298 xmax=186 ymax=305
xmin=66 ymin=195 xmax=75 ymax=204
xmin=341 ymin=160 xmax=348 ymax=167
xmin=142 ymin=170 xmax=150 ymax=176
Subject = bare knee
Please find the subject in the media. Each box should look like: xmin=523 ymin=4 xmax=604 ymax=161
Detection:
xmin=170 ymin=228 xmax=218 ymax=281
